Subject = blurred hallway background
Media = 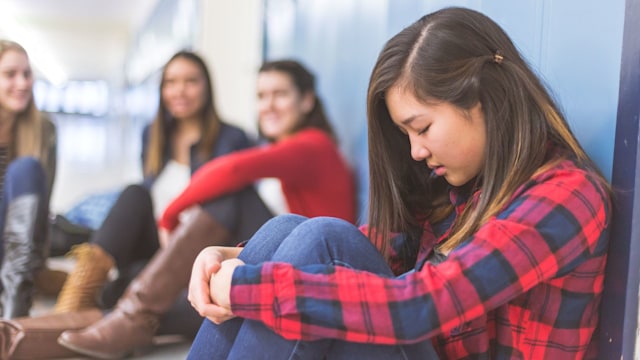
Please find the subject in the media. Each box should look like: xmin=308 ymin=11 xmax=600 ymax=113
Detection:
xmin=0 ymin=0 xmax=624 ymax=218
xmin=0 ymin=0 xmax=262 ymax=215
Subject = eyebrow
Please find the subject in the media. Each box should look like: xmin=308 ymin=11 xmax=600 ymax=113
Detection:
xmin=401 ymin=115 xmax=419 ymax=126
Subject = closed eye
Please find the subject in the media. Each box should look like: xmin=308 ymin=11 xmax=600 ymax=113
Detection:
xmin=418 ymin=126 xmax=429 ymax=135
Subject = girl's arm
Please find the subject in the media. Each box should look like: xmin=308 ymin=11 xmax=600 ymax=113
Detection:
xmin=158 ymin=129 xmax=332 ymax=230
xmin=188 ymin=246 xmax=243 ymax=321
xmin=228 ymin=167 xmax=610 ymax=344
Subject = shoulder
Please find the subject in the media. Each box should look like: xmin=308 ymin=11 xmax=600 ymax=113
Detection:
xmin=288 ymin=128 xmax=335 ymax=148
xmin=295 ymin=128 xmax=332 ymax=141
xmin=38 ymin=113 xmax=57 ymax=142
xmin=219 ymin=122 xmax=248 ymax=139
xmin=218 ymin=122 xmax=252 ymax=148
xmin=39 ymin=113 xmax=56 ymax=132
xmin=508 ymin=158 xmax=611 ymax=224
xmin=142 ymin=123 xmax=152 ymax=136
xmin=141 ymin=123 xmax=153 ymax=144
xmin=267 ymin=129 xmax=341 ymax=163
xmin=531 ymin=158 xmax=608 ymax=196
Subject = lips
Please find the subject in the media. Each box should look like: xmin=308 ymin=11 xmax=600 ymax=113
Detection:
xmin=429 ymin=164 xmax=446 ymax=176
xmin=168 ymin=100 xmax=190 ymax=108
xmin=260 ymin=114 xmax=280 ymax=122
xmin=8 ymin=92 xmax=30 ymax=102
xmin=167 ymin=101 xmax=194 ymax=115
xmin=4 ymin=94 xmax=31 ymax=112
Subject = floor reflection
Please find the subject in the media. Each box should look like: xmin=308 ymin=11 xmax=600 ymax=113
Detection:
xmin=49 ymin=113 xmax=145 ymax=213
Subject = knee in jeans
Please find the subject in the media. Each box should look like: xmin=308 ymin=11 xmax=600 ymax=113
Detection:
xmin=263 ymin=214 xmax=308 ymax=229
xmin=7 ymin=157 xmax=45 ymax=179
xmin=6 ymin=157 xmax=46 ymax=192
xmin=301 ymin=216 xmax=353 ymax=230
xmin=294 ymin=217 xmax=357 ymax=242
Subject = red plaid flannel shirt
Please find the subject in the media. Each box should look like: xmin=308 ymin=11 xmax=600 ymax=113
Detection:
xmin=230 ymin=157 xmax=610 ymax=359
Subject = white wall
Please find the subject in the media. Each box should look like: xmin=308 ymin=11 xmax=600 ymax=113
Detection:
xmin=196 ymin=1 xmax=264 ymax=136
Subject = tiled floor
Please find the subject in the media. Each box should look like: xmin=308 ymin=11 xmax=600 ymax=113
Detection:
xmin=33 ymin=113 xmax=192 ymax=359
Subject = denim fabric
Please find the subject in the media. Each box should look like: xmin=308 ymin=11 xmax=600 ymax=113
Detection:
xmin=64 ymin=188 xmax=122 ymax=230
xmin=0 ymin=157 xmax=49 ymax=262
xmin=187 ymin=215 xmax=439 ymax=360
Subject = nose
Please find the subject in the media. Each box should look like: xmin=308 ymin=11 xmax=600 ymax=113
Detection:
xmin=409 ymin=133 xmax=429 ymax=161
xmin=174 ymin=81 xmax=187 ymax=94
xmin=259 ymin=94 xmax=275 ymax=111
xmin=16 ymin=74 xmax=32 ymax=89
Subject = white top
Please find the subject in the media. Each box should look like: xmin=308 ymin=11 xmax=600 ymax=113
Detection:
xmin=150 ymin=160 xmax=191 ymax=220
xmin=255 ymin=178 xmax=289 ymax=216
xmin=152 ymin=160 xmax=289 ymax=223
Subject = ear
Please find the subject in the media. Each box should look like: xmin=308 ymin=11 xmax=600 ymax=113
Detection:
xmin=301 ymin=91 xmax=315 ymax=114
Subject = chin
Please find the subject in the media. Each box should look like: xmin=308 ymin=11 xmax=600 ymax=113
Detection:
xmin=171 ymin=110 xmax=196 ymax=119
xmin=444 ymin=177 xmax=464 ymax=187
xmin=261 ymin=128 xmax=282 ymax=139
xmin=7 ymin=105 xmax=29 ymax=114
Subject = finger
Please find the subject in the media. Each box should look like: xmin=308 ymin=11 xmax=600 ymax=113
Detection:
xmin=206 ymin=311 xmax=236 ymax=325
xmin=198 ymin=303 xmax=233 ymax=319
xmin=209 ymin=315 xmax=235 ymax=325
xmin=206 ymin=262 xmax=222 ymax=276
xmin=190 ymin=278 xmax=214 ymax=309
xmin=190 ymin=260 xmax=219 ymax=301
xmin=188 ymin=288 xmax=207 ymax=309
xmin=189 ymin=265 xmax=215 ymax=301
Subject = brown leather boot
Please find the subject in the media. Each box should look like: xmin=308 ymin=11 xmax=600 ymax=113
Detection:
xmin=0 ymin=308 xmax=102 ymax=359
xmin=57 ymin=208 xmax=230 ymax=359
xmin=54 ymin=243 xmax=115 ymax=313
xmin=34 ymin=267 xmax=68 ymax=296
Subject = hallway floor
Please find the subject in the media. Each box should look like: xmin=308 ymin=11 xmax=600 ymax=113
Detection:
xmin=32 ymin=260 xmax=192 ymax=359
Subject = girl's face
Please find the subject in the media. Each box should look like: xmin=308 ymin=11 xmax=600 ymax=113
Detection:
xmin=257 ymin=70 xmax=314 ymax=141
xmin=161 ymin=57 xmax=207 ymax=121
xmin=385 ymin=86 xmax=486 ymax=186
xmin=0 ymin=49 xmax=33 ymax=116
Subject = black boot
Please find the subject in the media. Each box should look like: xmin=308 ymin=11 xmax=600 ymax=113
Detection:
xmin=1 ymin=194 xmax=47 ymax=319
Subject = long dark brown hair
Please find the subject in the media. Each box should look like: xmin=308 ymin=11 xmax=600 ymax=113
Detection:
xmin=144 ymin=51 xmax=222 ymax=176
xmin=258 ymin=60 xmax=336 ymax=142
xmin=366 ymin=7 xmax=610 ymax=254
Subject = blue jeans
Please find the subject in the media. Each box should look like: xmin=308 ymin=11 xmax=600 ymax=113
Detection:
xmin=0 ymin=157 xmax=49 ymax=318
xmin=187 ymin=215 xmax=439 ymax=360
xmin=0 ymin=157 xmax=49 ymax=262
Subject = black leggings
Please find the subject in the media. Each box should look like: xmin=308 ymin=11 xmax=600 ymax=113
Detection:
xmin=92 ymin=185 xmax=159 ymax=270
xmin=93 ymin=184 xmax=274 ymax=338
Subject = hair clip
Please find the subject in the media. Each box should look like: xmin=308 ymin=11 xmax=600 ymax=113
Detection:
xmin=493 ymin=50 xmax=504 ymax=64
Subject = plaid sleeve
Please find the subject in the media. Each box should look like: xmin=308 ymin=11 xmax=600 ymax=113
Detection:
xmin=358 ymin=224 xmax=414 ymax=275
xmin=230 ymin=166 xmax=610 ymax=344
